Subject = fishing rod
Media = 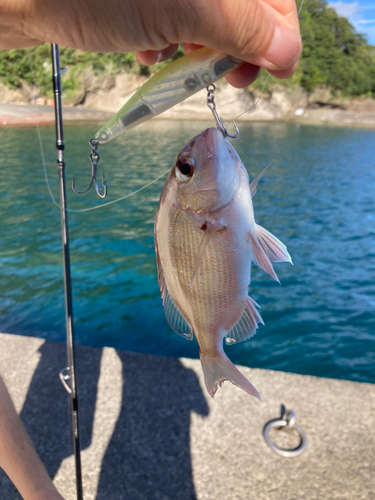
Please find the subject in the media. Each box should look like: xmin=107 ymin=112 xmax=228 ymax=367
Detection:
xmin=51 ymin=43 xmax=83 ymax=500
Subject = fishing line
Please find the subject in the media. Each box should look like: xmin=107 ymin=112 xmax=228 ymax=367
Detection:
xmin=27 ymin=50 xmax=169 ymax=213
xmin=37 ymin=105 xmax=168 ymax=213
xmin=31 ymin=0 xmax=305 ymax=208
xmin=63 ymin=169 xmax=170 ymax=213
xmin=227 ymin=74 xmax=271 ymax=125
xmin=27 ymin=51 xmax=61 ymax=207
xmin=228 ymin=0 xmax=305 ymax=125
xmin=298 ymin=0 xmax=305 ymax=16
xmin=38 ymin=114 xmax=169 ymax=213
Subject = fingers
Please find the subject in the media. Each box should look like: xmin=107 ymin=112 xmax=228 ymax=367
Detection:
xmin=268 ymin=60 xmax=299 ymax=79
xmin=183 ymin=43 xmax=204 ymax=54
xmin=182 ymin=43 xmax=261 ymax=88
xmin=184 ymin=0 xmax=301 ymax=74
xmin=137 ymin=0 xmax=302 ymax=87
xmin=136 ymin=44 xmax=179 ymax=65
xmin=15 ymin=0 xmax=301 ymax=87
xmin=136 ymin=44 xmax=260 ymax=88
xmin=224 ymin=63 xmax=260 ymax=89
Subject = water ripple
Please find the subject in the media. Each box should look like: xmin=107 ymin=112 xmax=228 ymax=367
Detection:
xmin=0 ymin=121 xmax=374 ymax=383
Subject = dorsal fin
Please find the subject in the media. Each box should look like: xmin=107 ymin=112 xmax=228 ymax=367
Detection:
xmin=250 ymin=163 xmax=271 ymax=198
xmin=155 ymin=214 xmax=193 ymax=340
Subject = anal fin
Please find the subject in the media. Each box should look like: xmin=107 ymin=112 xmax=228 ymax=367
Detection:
xmin=225 ymin=296 xmax=264 ymax=345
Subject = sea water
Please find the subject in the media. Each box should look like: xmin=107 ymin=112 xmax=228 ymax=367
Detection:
xmin=0 ymin=120 xmax=374 ymax=383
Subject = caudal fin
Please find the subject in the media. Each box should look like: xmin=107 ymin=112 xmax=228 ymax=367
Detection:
xmin=200 ymin=352 xmax=261 ymax=400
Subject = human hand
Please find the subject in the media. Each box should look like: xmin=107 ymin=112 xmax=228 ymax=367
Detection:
xmin=0 ymin=0 xmax=301 ymax=88
xmin=136 ymin=0 xmax=302 ymax=88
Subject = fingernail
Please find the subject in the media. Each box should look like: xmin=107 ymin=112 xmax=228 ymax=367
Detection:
xmin=156 ymin=51 xmax=164 ymax=63
xmin=264 ymin=25 xmax=301 ymax=69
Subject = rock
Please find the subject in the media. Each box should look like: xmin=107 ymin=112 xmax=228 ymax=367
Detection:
xmin=308 ymin=87 xmax=332 ymax=104
xmin=0 ymin=83 xmax=29 ymax=105
xmin=82 ymin=72 xmax=145 ymax=112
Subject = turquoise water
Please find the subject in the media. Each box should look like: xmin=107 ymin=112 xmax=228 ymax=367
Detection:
xmin=0 ymin=121 xmax=374 ymax=383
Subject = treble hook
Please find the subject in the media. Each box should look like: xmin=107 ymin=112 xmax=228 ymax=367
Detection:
xmin=72 ymin=139 xmax=107 ymax=198
xmin=206 ymin=84 xmax=240 ymax=139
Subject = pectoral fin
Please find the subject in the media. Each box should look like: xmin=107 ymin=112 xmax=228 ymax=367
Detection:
xmin=255 ymin=224 xmax=292 ymax=264
xmin=250 ymin=163 xmax=271 ymax=198
xmin=250 ymin=224 xmax=292 ymax=282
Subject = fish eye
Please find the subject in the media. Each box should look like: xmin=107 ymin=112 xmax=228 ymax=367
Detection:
xmin=175 ymin=157 xmax=195 ymax=182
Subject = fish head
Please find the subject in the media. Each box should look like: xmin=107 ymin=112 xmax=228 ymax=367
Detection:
xmin=173 ymin=128 xmax=242 ymax=213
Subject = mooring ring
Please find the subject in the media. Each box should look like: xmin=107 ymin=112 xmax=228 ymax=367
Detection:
xmin=263 ymin=418 xmax=307 ymax=458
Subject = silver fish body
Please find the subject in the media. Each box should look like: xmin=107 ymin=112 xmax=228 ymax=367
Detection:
xmin=154 ymin=128 xmax=291 ymax=398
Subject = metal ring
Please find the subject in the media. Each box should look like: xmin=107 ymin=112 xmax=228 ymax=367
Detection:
xmin=263 ymin=418 xmax=307 ymax=458
xmin=59 ymin=367 xmax=72 ymax=394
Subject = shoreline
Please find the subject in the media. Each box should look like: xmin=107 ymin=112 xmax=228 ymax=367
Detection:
xmin=1 ymin=103 xmax=375 ymax=130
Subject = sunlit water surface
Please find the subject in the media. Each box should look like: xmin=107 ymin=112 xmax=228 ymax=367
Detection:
xmin=0 ymin=121 xmax=374 ymax=383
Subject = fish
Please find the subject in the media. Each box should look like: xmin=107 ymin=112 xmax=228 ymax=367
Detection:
xmin=154 ymin=128 xmax=292 ymax=399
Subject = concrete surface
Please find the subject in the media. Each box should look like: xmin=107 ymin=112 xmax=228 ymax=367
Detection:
xmin=0 ymin=332 xmax=374 ymax=500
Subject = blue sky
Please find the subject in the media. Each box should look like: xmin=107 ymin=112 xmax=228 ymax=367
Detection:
xmin=328 ymin=0 xmax=375 ymax=45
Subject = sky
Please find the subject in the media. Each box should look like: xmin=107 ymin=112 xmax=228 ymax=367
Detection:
xmin=328 ymin=0 xmax=375 ymax=45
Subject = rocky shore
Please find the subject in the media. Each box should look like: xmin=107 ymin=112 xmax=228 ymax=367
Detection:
xmin=1 ymin=72 xmax=375 ymax=128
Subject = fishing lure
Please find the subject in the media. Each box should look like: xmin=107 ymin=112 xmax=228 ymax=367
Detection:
xmin=95 ymin=47 xmax=241 ymax=144
xmin=72 ymin=47 xmax=242 ymax=197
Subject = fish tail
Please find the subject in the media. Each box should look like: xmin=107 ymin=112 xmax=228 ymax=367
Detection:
xmin=200 ymin=351 xmax=261 ymax=400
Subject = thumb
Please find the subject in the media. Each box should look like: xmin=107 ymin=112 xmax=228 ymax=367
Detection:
xmin=185 ymin=0 xmax=301 ymax=73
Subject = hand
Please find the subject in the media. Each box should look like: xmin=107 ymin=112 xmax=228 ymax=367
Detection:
xmin=0 ymin=375 xmax=65 ymax=500
xmin=0 ymin=0 xmax=301 ymax=88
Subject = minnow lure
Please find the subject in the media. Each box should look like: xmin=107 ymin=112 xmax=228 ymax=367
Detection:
xmin=73 ymin=47 xmax=242 ymax=197
xmin=95 ymin=47 xmax=242 ymax=144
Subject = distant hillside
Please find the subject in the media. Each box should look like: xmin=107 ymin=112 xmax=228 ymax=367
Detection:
xmin=0 ymin=0 xmax=374 ymax=101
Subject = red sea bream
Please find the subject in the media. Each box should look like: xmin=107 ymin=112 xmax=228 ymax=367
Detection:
xmin=154 ymin=128 xmax=292 ymax=399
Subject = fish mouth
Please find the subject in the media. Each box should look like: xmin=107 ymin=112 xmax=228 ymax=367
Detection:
xmin=199 ymin=127 xmax=223 ymax=158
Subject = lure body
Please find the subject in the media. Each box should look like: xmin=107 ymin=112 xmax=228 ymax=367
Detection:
xmin=95 ymin=48 xmax=241 ymax=144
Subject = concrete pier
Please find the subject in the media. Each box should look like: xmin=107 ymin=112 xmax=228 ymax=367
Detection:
xmin=0 ymin=332 xmax=374 ymax=500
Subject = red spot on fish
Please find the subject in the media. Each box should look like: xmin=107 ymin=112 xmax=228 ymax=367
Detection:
xmin=200 ymin=222 xmax=207 ymax=231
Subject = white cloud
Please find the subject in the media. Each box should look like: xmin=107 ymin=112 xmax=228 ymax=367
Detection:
xmin=328 ymin=1 xmax=360 ymax=17
xmin=357 ymin=18 xmax=375 ymax=24
xmin=327 ymin=1 xmax=375 ymax=43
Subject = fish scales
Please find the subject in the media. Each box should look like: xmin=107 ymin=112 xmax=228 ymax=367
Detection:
xmin=155 ymin=128 xmax=292 ymax=399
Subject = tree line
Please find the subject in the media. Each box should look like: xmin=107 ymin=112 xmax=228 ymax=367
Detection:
xmin=0 ymin=0 xmax=374 ymax=99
